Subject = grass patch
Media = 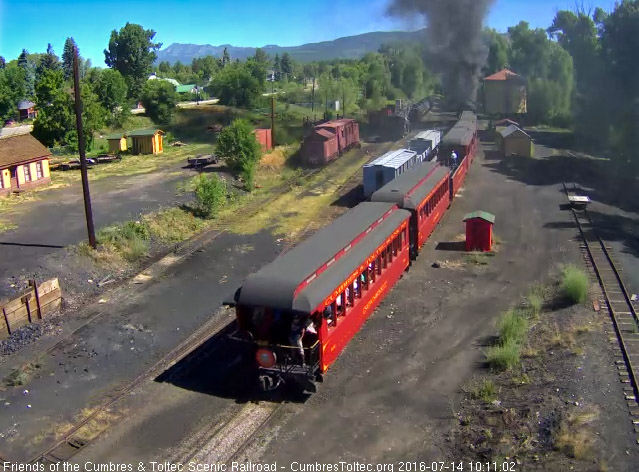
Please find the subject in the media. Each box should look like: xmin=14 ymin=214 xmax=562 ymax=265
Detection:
xmin=3 ymin=363 xmax=41 ymax=387
xmin=498 ymin=309 xmax=529 ymax=345
xmin=466 ymin=377 xmax=499 ymax=403
xmin=96 ymin=221 xmax=150 ymax=262
xmin=486 ymin=339 xmax=521 ymax=371
xmin=466 ymin=252 xmax=493 ymax=266
xmin=553 ymin=407 xmax=599 ymax=459
xmin=560 ymin=264 xmax=589 ymax=304
xmin=143 ymin=207 xmax=207 ymax=243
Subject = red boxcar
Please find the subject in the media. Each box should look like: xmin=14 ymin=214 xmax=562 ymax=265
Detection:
xmin=253 ymin=128 xmax=273 ymax=152
xmin=302 ymin=119 xmax=360 ymax=166
xmin=372 ymin=161 xmax=451 ymax=258
xmin=225 ymin=202 xmax=410 ymax=391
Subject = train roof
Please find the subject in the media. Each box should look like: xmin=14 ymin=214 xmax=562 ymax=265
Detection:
xmin=314 ymin=129 xmax=336 ymax=140
xmin=371 ymin=161 xmax=448 ymax=210
xmin=363 ymin=149 xmax=417 ymax=170
xmin=317 ymin=119 xmax=357 ymax=129
xmin=442 ymin=126 xmax=475 ymax=146
xmin=412 ymin=130 xmax=441 ymax=142
xmin=230 ymin=202 xmax=410 ymax=312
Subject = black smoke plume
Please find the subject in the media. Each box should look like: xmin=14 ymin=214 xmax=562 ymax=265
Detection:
xmin=388 ymin=0 xmax=495 ymax=109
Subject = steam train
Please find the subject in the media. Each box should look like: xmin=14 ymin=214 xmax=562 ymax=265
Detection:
xmin=225 ymin=112 xmax=478 ymax=392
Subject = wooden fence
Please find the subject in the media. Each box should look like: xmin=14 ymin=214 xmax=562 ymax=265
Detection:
xmin=0 ymin=278 xmax=61 ymax=340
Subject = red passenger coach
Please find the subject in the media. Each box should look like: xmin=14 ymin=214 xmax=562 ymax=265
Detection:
xmin=225 ymin=202 xmax=411 ymax=391
xmin=371 ymin=161 xmax=450 ymax=258
xmin=441 ymin=114 xmax=478 ymax=200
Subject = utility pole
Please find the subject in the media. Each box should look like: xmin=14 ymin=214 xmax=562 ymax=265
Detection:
xmin=311 ymin=77 xmax=315 ymax=112
xmin=270 ymin=96 xmax=276 ymax=147
xmin=343 ymin=88 xmax=346 ymax=119
xmin=72 ymin=45 xmax=96 ymax=249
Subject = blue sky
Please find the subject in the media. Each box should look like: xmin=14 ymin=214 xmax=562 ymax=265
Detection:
xmin=0 ymin=0 xmax=619 ymax=65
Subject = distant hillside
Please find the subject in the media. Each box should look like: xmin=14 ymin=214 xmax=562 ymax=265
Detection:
xmin=156 ymin=29 xmax=427 ymax=64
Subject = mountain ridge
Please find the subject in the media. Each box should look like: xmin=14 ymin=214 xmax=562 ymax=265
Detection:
xmin=156 ymin=29 xmax=427 ymax=64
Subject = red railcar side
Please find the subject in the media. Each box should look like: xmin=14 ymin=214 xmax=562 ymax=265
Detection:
xmin=318 ymin=219 xmax=410 ymax=371
xmin=414 ymin=173 xmax=451 ymax=249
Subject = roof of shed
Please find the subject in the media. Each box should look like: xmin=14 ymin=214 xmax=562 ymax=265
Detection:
xmin=106 ymin=132 xmax=126 ymax=140
xmin=499 ymin=125 xmax=531 ymax=139
xmin=463 ymin=211 xmax=495 ymax=223
xmin=0 ymin=133 xmax=51 ymax=168
xmin=364 ymin=149 xmax=417 ymax=170
xmin=17 ymin=100 xmax=35 ymax=110
xmin=371 ymin=161 xmax=445 ymax=210
xmin=128 ymin=129 xmax=164 ymax=137
xmin=232 ymin=202 xmax=402 ymax=311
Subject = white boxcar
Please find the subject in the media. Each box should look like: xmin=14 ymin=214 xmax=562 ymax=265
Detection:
xmin=363 ymin=149 xmax=418 ymax=198
xmin=410 ymin=130 xmax=442 ymax=162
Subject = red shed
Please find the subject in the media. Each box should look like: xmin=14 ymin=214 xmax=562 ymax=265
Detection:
xmin=253 ymin=128 xmax=273 ymax=152
xmin=463 ymin=211 xmax=495 ymax=252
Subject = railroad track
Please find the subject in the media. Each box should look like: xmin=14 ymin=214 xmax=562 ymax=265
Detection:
xmin=563 ymin=182 xmax=639 ymax=441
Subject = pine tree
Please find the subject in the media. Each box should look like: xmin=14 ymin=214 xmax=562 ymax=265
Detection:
xmin=62 ymin=38 xmax=76 ymax=80
xmin=222 ymin=47 xmax=231 ymax=67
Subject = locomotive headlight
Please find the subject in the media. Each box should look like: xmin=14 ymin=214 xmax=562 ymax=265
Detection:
xmin=256 ymin=348 xmax=277 ymax=368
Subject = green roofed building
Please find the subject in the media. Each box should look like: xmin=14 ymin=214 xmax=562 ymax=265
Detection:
xmin=106 ymin=132 xmax=128 ymax=154
xmin=176 ymin=84 xmax=198 ymax=94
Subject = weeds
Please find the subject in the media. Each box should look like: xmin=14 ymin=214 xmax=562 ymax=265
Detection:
xmin=486 ymin=339 xmax=521 ymax=371
xmin=553 ymin=407 xmax=599 ymax=459
xmin=560 ymin=265 xmax=589 ymax=304
xmin=96 ymin=221 xmax=150 ymax=262
xmin=143 ymin=207 xmax=206 ymax=243
xmin=466 ymin=378 xmax=499 ymax=403
xmin=193 ymin=174 xmax=227 ymax=218
xmin=3 ymin=363 xmax=41 ymax=387
xmin=498 ymin=309 xmax=529 ymax=345
xmin=466 ymin=252 xmax=492 ymax=266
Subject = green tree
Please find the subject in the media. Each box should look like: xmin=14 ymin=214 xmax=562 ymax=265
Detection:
xmin=191 ymin=56 xmax=218 ymax=82
xmin=222 ymin=47 xmax=231 ymax=67
xmin=104 ymin=23 xmax=162 ymax=100
xmin=253 ymin=48 xmax=269 ymax=66
xmin=94 ymin=69 xmax=129 ymax=126
xmin=158 ymin=61 xmax=172 ymax=75
xmin=37 ymin=43 xmax=61 ymax=77
xmin=140 ymin=79 xmax=177 ymax=125
xmin=280 ymin=52 xmax=293 ymax=81
xmin=0 ymin=64 xmax=27 ymax=120
xmin=0 ymin=56 xmax=5 ymax=69
xmin=273 ymin=54 xmax=281 ymax=81
xmin=600 ymin=0 xmax=639 ymax=171
xmin=484 ymin=29 xmax=510 ymax=75
xmin=62 ymin=38 xmax=76 ymax=80
xmin=32 ymin=69 xmax=74 ymax=146
xmin=216 ymin=118 xmax=262 ymax=190
xmin=18 ymin=49 xmax=35 ymax=98
xmin=210 ymin=63 xmax=262 ymax=107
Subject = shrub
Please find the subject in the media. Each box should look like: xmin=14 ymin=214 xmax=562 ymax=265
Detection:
xmin=486 ymin=339 xmax=521 ymax=371
xmin=194 ymin=174 xmax=227 ymax=218
xmin=561 ymin=265 xmax=589 ymax=304
xmin=498 ymin=309 xmax=529 ymax=345
xmin=143 ymin=207 xmax=206 ymax=242
xmin=216 ymin=119 xmax=262 ymax=190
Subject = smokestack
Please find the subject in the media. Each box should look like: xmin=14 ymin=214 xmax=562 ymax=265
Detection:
xmin=388 ymin=0 xmax=495 ymax=110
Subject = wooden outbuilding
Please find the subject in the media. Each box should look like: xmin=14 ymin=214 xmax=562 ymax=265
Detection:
xmin=106 ymin=133 xmax=128 ymax=154
xmin=128 ymin=129 xmax=164 ymax=155
xmin=483 ymin=69 xmax=527 ymax=115
xmin=499 ymin=125 xmax=534 ymax=157
xmin=464 ymin=211 xmax=495 ymax=252
xmin=17 ymin=100 xmax=37 ymax=121
xmin=0 ymin=133 xmax=51 ymax=196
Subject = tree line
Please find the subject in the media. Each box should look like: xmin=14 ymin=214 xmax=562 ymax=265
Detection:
xmin=482 ymin=1 xmax=639 ymax=169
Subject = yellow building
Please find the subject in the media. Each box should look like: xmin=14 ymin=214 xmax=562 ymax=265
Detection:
xmin=499 ymin=125 xmax=534 ymax=157
xmin=129 ymin=129 xmax=164 ymax=155
xmin=483 ymin=69 xmax=527 ymax=115
xmin=0 ymin=133 xmax=51 ymax=197
xmin=106 ymin=133 xmax=128 ymax=154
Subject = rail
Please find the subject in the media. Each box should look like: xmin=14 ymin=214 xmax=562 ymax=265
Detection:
xmin=563 ymin=182 xmax=639 ymax=420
